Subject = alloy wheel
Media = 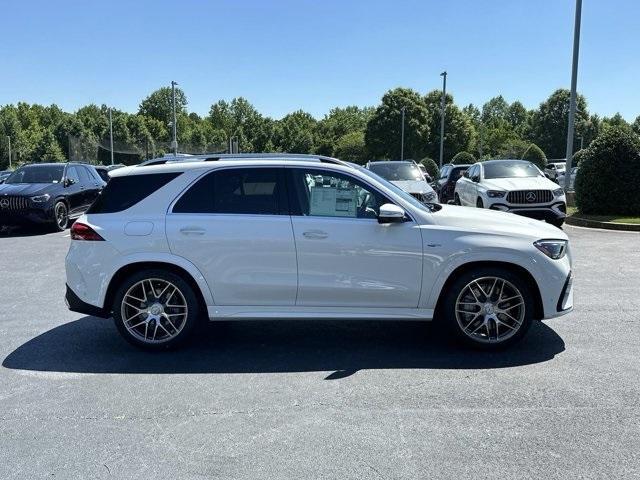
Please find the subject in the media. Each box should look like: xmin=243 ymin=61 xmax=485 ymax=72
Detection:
xmin=121 ymin=278 xmax=189 ymax=344
xmin=455 ymin=276 xmax=525 ymax=344
xmin=55 ymin=203 xmax=68 ymax=230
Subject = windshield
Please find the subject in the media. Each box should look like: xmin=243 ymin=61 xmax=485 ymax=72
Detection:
xmin=483 ymin=161 xmax=542 ymax=179
xmin=354 ymin=165 xmax=437 ymax=212
xmin=5 ymin=165 xmax=64 ymax=184
xmin=368 ymin=163 xmax=424 ymax=181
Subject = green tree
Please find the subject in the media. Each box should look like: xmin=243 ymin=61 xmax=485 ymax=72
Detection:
xmin=34 ymin=130 xmax=65 ymax=162
xmin=451 ymin=151 xmax=476 ymax=165
xmin=423 ymin=90 xmax=474 ymax=163
xmin=276 ymin=110 xmax=316 ymax=153
xmin=575 ymin=127 xmax=640 ymax=215
xmin=365 ymin=88 xmax=430 ymax=160
xmin=420 ymin=157 xmax=439 ymax=179
xmin=572 ymin=148 xmax=587 ymax=167
xmin=521 ymin=143 xmax=547 ymax=170
xmin=632 ymin=115 xmax=640 ymax=136
xmin=138 ymin=87 xmax=188 ymax=126
xmin=315 ymin=106 xmax=373 ymax=156
xmin=333 ymin=131 xmax=366 ymax=163
xmin=529 ymin=89 xmax=589 ymax=158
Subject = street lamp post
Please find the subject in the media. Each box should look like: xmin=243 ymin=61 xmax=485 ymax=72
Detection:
xmin=171 ymin=81 xmax=178 ymax=156
xmin=439 ymin=71 xmax=447 ymax=168
xmin=400 ymin=106 xmax=406 ymax=161
xmin=6 ymin=136 xmax=11 ymax=169
xmin=108 ymin=108 xmax=114 ymax=166
xmin=563 ymin=0 xmax=582 ymax=191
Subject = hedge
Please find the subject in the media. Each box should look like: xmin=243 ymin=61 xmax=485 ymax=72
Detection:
xmin=451 ymin=151 xmax=476 ymax=165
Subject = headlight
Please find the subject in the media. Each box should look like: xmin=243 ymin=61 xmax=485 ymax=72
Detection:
xmin=486 ymin=190 xmax=506 ymax=198
xmin=552 ymin=188 xmax=564 ymax=197
xmin=30 ymin=194 xmax=51 ymax=203
xmin=534 ymin=239 xmax=567 ymax=259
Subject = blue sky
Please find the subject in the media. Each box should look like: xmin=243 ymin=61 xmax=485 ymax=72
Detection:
xmin=1 ymin=0 xmax=638 ymax=121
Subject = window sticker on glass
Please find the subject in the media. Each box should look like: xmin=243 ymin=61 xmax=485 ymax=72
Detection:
xmin=309 ymin=186 xmax=357 ymax=217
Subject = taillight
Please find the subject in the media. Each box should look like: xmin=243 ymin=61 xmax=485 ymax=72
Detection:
xmin=71 ymin=222 xmax=104 ymax=241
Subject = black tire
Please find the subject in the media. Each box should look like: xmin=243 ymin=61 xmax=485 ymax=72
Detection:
xmin=549 ymin=218 xmax=565 ymax=228
xmin=476 ymin=197 xmax=484 ymax=209
xmin=454 ymin=193 xmax=461 ymax=205
xmin=440 ymin=266 xmax=534 ymax=350
xmin=53 ymin=201 xmax=68 ymax=231
xmin=112 ymin=269 xmax=201 ymax=350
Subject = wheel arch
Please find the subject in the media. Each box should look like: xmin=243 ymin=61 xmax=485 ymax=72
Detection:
xmin=104 ymin=261 xmax=208 ymax=316
xmin=433 ymin=261 xmax=544 ymax=321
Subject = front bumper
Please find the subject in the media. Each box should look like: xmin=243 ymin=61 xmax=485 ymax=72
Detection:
xmin=489 ymin=201 xmax=566 ymax=221
xmin=0 ymin=206 xmax=54 ymax=226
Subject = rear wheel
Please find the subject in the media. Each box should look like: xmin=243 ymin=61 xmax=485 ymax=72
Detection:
xmin=53 ymin=201 xmax=68 ymax=231
xmin=441 ymin=267 xmax=534 ymax=349
xmin=112 ymin=269 xmax=200 ymax=350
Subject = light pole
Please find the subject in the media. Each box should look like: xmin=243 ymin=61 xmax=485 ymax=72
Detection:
xmin=6 ymin=136 xmax=11 ymax=169
xmin=108 ymin=108 xmax=114 ymax=166
xmin=400 ymin=106 xmax=406 ymax=160
xmin=563 ymin=0 xmax=582 ymax=191
xmin=171 ymin=81 xmax=178 ymax=156
xmin=439 ymin=71 xmax=447 ymax=168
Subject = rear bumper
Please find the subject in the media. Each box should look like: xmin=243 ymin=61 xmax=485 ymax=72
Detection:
xmin=65 ymin=284 xmax=109 ymax=318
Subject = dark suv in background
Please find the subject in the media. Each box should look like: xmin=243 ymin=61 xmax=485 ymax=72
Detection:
xmin=434 ymin=163 xmax=471 ymax=203
xmin=0 ymin=163 xmax=105 ymax=231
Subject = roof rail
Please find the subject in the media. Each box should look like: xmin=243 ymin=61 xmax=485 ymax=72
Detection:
xmin=137 ymin=153 xmax=347 ymax=167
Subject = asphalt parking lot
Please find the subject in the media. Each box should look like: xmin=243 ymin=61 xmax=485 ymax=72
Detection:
xmin=1 ymin=225 xmax=639 ymax=479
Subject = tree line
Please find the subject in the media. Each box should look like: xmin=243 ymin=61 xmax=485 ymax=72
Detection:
xmin=1 ymin=85 xmax=639 ymax=170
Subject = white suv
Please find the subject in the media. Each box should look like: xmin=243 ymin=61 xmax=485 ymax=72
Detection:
xmin=65 ymin=154 xmax=573 ymax=350
xmin=454 ymin=160 xmax=567 ymax=228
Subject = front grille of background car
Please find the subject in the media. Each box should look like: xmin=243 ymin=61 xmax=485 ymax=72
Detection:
xmin=0 ymin=196 xmax=30 ymax=212
xmin=506 ymin=190 xmax=553 ymax=204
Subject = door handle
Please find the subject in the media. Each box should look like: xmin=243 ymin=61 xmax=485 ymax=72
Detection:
xmin=180 ymin=227 xmax=206 ymax=235
xmin=303 ymin=230 xmax=328 ymax=239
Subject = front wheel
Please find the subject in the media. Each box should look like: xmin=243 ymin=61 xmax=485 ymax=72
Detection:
xmin=476 ymin=198 xmax=484 ymax=209
xmin=454 ymin=193 xmax=461 ymax=205
xmin=441 ymin=267 xmax=534 ymax=349
xmin=549 ymin=218 xmax=565 ymax=228
xmin=53 ymin=201 xmax=68 ymax=231
xmin=112 ymin=269 xmax=201 ymax=350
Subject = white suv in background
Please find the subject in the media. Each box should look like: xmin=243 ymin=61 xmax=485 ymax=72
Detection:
xmin=65 ymin=154 xmax=573 ymax=351
xmin=454 ymin=160 xmax=567 ymax=228
xmin=365 ymin=160 xmax=438 ymax=204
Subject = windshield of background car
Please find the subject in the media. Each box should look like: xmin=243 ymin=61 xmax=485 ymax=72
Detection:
xmin=450 ymin=167 xmax=468 ymax=180
xmin=368 ymin=163 xmax=424 ymax=181
xmin=355 ymin=165 xmax=438 ymax=212
xmin=5 ymin=165 xmax=64 ymax=184
xmin=483 ymin=161 xmax=542 ymax=179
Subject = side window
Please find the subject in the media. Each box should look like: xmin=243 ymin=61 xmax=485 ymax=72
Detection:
xmin=289 ymin=168 xmax=388 ymax=220
xmin=173 ymin=168 xmax=287 ymax=215
xmin=66 ymin=166 xmax=80 ymax=185
xmin=77 ymin=166 xmax=92 ymax=184
xmin=440 ymin=166 xmax=450 ymax=179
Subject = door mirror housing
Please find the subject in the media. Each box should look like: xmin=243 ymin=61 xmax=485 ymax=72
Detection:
xmin=65 ymin=177 xmax=76 ymax=187
xmin=471 ymin=175 xmax=480 ymax=183
xmin=378 ymin=203 xmax=405 ymax=224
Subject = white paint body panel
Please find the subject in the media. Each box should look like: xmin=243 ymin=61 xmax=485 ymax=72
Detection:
xmin=66 ymin=158 xmax=573 ymax=323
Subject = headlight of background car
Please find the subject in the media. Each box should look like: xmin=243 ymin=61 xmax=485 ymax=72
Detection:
xmin=534 ymin=240 xmax=567 ymax=259
xmin=552 ymin=187 xmax=564 ymax=197
xmin=30 ymin=194 xmax=51 ymax=203
xmin=486 ymin=190 xmax=506 ymax=198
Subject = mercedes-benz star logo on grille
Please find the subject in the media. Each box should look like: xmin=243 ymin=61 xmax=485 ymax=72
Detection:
xmin=0 ymin=198 xmax=9 ymax=209
xmin=525 ymin=192 xmax=537 ymax=203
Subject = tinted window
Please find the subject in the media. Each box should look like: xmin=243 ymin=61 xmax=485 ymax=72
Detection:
xmin=5 ymin=165 xmax=64 ymax=184
xmin=77 ymin=166 xmax=92 ymax=184
xmin=439 ymin=166 xmax=451 ymax=179
xmin=66 ymin=166 xmax=80 ymax=184
xmin=173 ymin=168 xmax=286 ymax=215
xmin=483 ymin=161 xmax=541 ymax=179
xmin=449 ymin=167 xmax=468 ymax=181
xmin=94 ymin=168 xmax=111 ymax=182
xmin=289 ymin=168 xmax=388 ymax=219
xmin=368 ymin=162 xmax=424 ymax=181
xmin=88 ymin=172 xmax=181 ymax=214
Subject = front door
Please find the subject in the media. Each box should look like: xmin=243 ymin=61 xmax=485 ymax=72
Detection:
xmin=166 ymin=167 xmax=297 ymax=306
xmin=64 ymin=166 xmax=84 ymax=215
xmin=287 ymin=167 xmax=423 ymax=308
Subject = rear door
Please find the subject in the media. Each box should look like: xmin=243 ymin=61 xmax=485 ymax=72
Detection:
xmin=77 ymin=166 xmax=101 ymax=209
xmin=64 ymin=166 xmax=84 ymax=215
xmin=166 ymin=167 xmax=298 ymax=306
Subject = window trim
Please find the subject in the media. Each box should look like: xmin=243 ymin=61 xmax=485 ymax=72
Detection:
xmin=168 ymin=165 xmax=290 ymax=217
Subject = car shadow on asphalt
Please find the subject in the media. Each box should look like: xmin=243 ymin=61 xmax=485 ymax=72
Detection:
xmin=0 ymin=225 xmax=54 ymax=237
xmin=3 ymin=317 xmax=565 ymax=379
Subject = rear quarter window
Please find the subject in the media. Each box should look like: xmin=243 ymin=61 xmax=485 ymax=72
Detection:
xmin=87 ymin=172 xmax=181 ymax=214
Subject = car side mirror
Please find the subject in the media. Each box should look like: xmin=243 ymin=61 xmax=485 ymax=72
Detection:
xmin=472 ymin=175 xmax=480 ymax=183
xmin=378 ymin=203 xmax=405 ymax=224
xmin=544 ymin=173 xmax=552 ymax=179
xmin=463 ymin=171 xmax=469 ymax=178
xmin=65 ymin=178 xmax=76 ymax=187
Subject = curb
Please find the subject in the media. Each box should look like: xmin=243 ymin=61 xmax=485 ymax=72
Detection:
xmin=566 ymin=215 xmax=640 ymax=232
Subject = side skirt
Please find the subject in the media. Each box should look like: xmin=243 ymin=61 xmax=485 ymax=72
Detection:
xmin=207 ymin=306 xmax=434 ymax=321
